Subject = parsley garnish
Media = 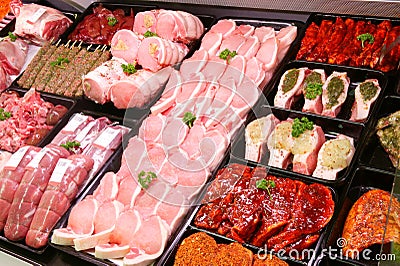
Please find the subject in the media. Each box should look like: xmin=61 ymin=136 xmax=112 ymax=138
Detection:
xmin=138 ymin=171 xmax=157 ymax=189
xmin=183 ymin=112 xmax=196 ymax=128
xmin=8 ymin=32 xmax=17 ymax=42
xmin=291 ymin=117 xmax=314 ymax=138
xmin=304 ymin=82 xmax=323 ymax=100
xmin=219 ymin=48 xmax=237 ymax=62
xmin=357 ymin=33 xmax=374 ymax=48
xmin=143 ymin=31 xmax=158 ymax=38
xmin=50 ymin=57 xmax=70 ymax=68
xmin=60 ymin=141 xmax=80 ymax=151
xmin=107 ymin=16 xmax=118 ymax=26
xmin=0 ymin=108 xmax=11 ymax=121
xmin=121 ymin=63 xmax=137 ymax=75
xmin=256 ymin=179 xmax=276 ymax=199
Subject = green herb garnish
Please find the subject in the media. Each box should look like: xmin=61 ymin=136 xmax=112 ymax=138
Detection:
xmin=60 ymin=140 xmax=80 ymax=151
xmin=183 ymin=112 xmax=196 ymax=128
xmin=138 ymin=171 xmax=157 ymax=189
xmin=50 ymin=57 xmax=70 ymax=68
xmin=256 ymin=179 xmax=276 ymax=199
xmin=107 ymin=16 xmax=118 ymax=26
xmin=121 ymin=63 xmax=137 ymax=75
xmin=219 ymin=48 xmax=237 ymax=62
xmin=143 ymin=31 xmax=158 ymax=38
xmin=291 ymin=117 xmax=314 ymax=138
xmin=357 ymin=33 xmax=374 ymax=48
xmin=304 ymin=82 xmax=323 ymax=100
xmin=8 ymin=32 xmax=17 ymax=42
xmin=0 ymin=108 xmax=11 ymax=121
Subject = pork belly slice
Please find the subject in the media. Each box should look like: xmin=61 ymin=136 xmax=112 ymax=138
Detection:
xmin=111 ymin=29 xmax=141 ymax=64
xmin=267 ymin=183 xmax=334 ymax=251
xmin=312 ymin=134 xmax=355 ymax=180
xmin=267 ymin=120 xmax=294 ymax=169
xmin=342 ymin=189 xmax=400 ymax=259
xmin=350 ymin=79 xmax=381 ymax=122
xmin=302 ymin=69 xmax=326 ymax=114
xmin=245 ymin=114 xmax=279 ymax=163
xmin=292 ymin=125 xmax=326 ymax=175
xmin=274 ymin=68 xmax=306 ymax=109
xmin=321 ymin=71 xmax=350 ymax=117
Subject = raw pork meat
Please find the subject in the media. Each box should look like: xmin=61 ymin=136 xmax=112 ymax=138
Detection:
xmin=302 ymin=69 xmax=326 ymax=114
xmin=267 ymin=120 xmax=294 ymax=169
xmin=321 ymin=71 xmax=350 ymax=117
xmin=10 ymin=0 xmax=72 ymax=44
xmin=0 ymin=37 xmax=28 ymax=75
xmin=350 ymin=79 xmax=381 ymax=122
xmin=274 ymin=68 xmax=306 ymax=109
xmin=0 ymin=151 xmax=11 ymax=173
xmin=111 ymin=29 xmax=142 ymax=64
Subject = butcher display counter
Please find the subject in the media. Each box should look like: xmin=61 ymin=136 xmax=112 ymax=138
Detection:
xmin=0 ymin=0 xmax=399 ymax=265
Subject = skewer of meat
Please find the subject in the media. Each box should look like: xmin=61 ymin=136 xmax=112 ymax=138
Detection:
xmin=17 ymin=42 xmax=52 ymax=87
xmin=43 ymin=42 xmax=81 ymax=94
xmin=31 ymin=44 xmax=70 ymax=91
xmin=21 ymin=43 xmax=59 ymax=88
xmin=328 ymin=18 xmax=356 ymax=64
xmin=296 ymin=22 xmax=319 ymax=60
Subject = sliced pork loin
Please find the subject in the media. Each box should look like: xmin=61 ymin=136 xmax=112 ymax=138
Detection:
xmin=256 ymin=35 xmax=278 ymax=71
xmin=276 ymin=25 xmax=297 ymax=62
xmin=274 ymin=68 xmax=307 ymax=109
xmin=209 ymin=19 xmax=236 ymax=38
xmin=179 ymin=48 xmax=209 ymax=80
xmin=253 ymin=26 xmax=275 ymax=43
xmin=237 ymin=35 xmax=260 ymax=60
xmin=111 ymin=29 xmax=142 ymax=64
xmin=4 ymin=145 xmax=70 ymax=241
xmin=0 ymin=37 xmax=28 ymax=75
xmin=150 ymin=69 xmax=182 ymax=115
xmin=11 ymin=1 xmax=72 ymax=44
xmin=133 ymin=10 xmax=160 ymax=35
xmin=313 ymin=134 xmax=355 ymax=180
xmin=292 ymin=125 xmax=326 ymax=175
xmin=83 ymin=57 xmax=128 ymax=104
xmin=267 ymin=120 xmax=294 ymax=169
xmin=137 ymin=36 xmax=189 ymax=72
xmin=73 ymin=200 xmax=124 ymax=251
xmin=155 ymin=10 xmax=204 ymax=43
xmin=302 ymin=69 xmax=327 ymax=114
xmin=51 ymin=195 xmax=100 ymax=245
xmin=0 ymin=146 xmax=40 ymax=231
xmin=109 ymin=66 xmax=172 ymax=109
xmin=321 ymin=71 xmax=350 ymax=117
xmin=200 ymin=32 xmax=223 ymax=56
xmin=245 ymin=114 xmax=279 ymax=163
xmin=350 ymin=79 xmax=381 ymax=122
xmin=232 ymin=24 xmax=255 ymax=37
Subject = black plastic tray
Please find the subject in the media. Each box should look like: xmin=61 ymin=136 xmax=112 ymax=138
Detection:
xmin=0 ymin=109 xmax=130 ymax=255
xmin=231 ymin=104 xmax=364 ymax=187
xmin=158 ymin=158 xmax=339 ymax=266
xmin=359 ymin=95 xmax=400 ymax=173
xmin=294 ymin=13 xmax=400 ymax=75
xmin=265 ymin=61 xmax=388 ymax=123
xmin=323 ymin=167 xmax=396 ymax=266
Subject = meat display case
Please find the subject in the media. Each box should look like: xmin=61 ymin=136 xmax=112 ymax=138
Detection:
xmin=0 ymin=0 xmax=399 ymax=265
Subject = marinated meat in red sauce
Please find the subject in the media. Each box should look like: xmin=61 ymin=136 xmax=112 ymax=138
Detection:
xmin=297 ymin=17 xmax=399 ymax=72
xmin=68 ymin=5 xmax=134 ymax=45
xmin=194 ymin=164 xmax=335 ymax=254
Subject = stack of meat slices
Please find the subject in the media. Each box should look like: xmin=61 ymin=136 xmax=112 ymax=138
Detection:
xmin=245 ymin=114 xmax=356 ymax=180
xmin=194 ymin=163 xmax=335 ymax=255
xmin=296 ymin=16 xmax=400 ymax=72
xmin=83 ymin=9 xmax=205 ymax=109
xmin=274 ymin=67 xmax=382 ymax=121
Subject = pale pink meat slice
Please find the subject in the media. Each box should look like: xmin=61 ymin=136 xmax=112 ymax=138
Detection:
xmin=253 ymin=26 xmax=275 ymax=43
xmin=121 ymin=136 xmax=147 ymax=177
xmin=0 ymin=38 xmax=28 ymax=75
xmin=218 ymin=33 xmax=246 ymax=54
xmin=116 ymin=175 xmax=141 ymax=208
xmin=180 ymin=48 xmax=209 ymax=80
xmin=276 ymin=25 xmax=297 ymax=62
xmin=133 ymin=10 xmax=159 ymax=35
xmin=237 ymin=36 xmax=260 ymax=60
xmin=321 ymin=71 xmax=350 ymax=117
xmin=302 ymin=69 xmax=326 ymax=115
xmin=350 ymin=79 xmax=381 ymax=122
xmin=67 ymin=196 xmax=99 ymax=235
xmin=161 ymin=117 xmax=189 ymax=148
xmin=201 ymin=56 xmax=227 ymax=81
xmin=0 ymin=66 xmax=10 ymax=91
xmin=232 ymin=24 xmax=255 ymax=37
xmin=156 ymin=188 xmax=187 ymax=232
xmin=200 ymin=31 xmax=223 ymax=55
xmin=256 ymin=36 xmax=278 ymax=71
xmin=209 ymin=19 xmax=236 ymax=38
xmin=93 ymin=172 xmax=120 ymax=203
xmin=150 ymin=69 xmax=182 ymax=115
xmin=274 ymin=67 xmax=307 ymax=109
xmin=292 ymin=125 xmax=326 ymax=175
xmin=244 ymin=57 xmax=266 ymax=87
xmin=180 ymin=122 xmax=206 ymax=159
xmin=138 ymin=113 xmax=166 ymax=144
xmin=220 ymin=54 xmax=246 ymax=87
xmin=111 ymin=29 xmax=141 ymax=64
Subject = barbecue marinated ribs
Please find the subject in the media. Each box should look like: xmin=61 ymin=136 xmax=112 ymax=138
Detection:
xmin=194 ymin=164 xmax=335 ymax=253
xmin=342 ymin=189 xmax=400 ymax=258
